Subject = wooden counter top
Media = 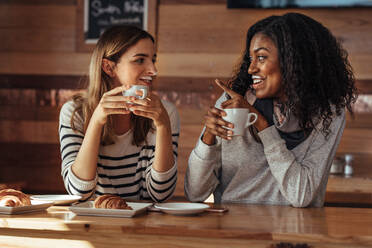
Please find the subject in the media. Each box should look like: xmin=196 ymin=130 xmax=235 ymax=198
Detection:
xmin=326 ymin=153 xmax=372 ymax=206
xmin=1 ymin=204 xmax=372 ymax=248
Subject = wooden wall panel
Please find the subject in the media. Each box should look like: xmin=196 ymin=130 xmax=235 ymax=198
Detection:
xmin=0 ymin=28 xmax=75 ymax=53
xmin=0 ymin=120 xmax=58 ymax=144
xmin=157 ymin=4 xmax=372 ymax=79
xmin=3 ymin=74 xmax=372 ymax=94
xmin=0 ymin=52 xmax=91 ymax=75
xmin=337 ymin=128 xmax=372 ymax=155
xmin=2 ymin=51 xmax=372 ymax=80
xmin=0 ymin=4 xmax=76 ymax=53
xmin=0 ymin=106 xmax=59 ymax=121
xmin=349 ymin=54 xmax=372 ymax=80
xmin=158 ymin=5 xmax=372 ymax=54
xmin=0 ymin=4 xmax=75 ymax=28
xmin=346 ymin=113 xmax=372 ymax=129
xmin=157 ymin=53 xmax=240 ymax=78
xmin=0 ymin=74 xmax=86 ymax=89
xmin=0 ymin=2 xmax=372 ymax=79
xmin=0 ymin=143 xmax=65 ymax=194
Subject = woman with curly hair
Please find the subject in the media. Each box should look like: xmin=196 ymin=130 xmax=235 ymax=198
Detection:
xmin=185 ymin=13 xmax=357 ymax=207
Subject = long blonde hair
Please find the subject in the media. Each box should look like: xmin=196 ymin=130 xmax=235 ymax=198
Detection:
xmin=71 ymin=25 xmax=155 ymax=146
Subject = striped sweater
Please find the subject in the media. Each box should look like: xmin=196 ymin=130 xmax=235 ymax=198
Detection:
xmin=59 ymin=99 xmax=179 ymax=202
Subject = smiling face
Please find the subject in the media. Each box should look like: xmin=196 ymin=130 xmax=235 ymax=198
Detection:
xmin=248 ymin=33 xmax=285 ymax=101
xmin=111 ymin=38 xmax=157 ymax=89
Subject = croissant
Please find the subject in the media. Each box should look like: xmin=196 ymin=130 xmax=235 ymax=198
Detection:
xmin=0 ymin=189 xmax=31 ymax=207
xmin=94 ymin=194 xmax=132 ymax=210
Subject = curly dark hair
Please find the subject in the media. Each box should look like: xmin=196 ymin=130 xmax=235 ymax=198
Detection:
xmin=231 ymin=13 xmax=357 ymax=136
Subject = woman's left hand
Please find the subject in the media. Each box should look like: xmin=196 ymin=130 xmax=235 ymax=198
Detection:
xmin=127 ymin=92 xmax=170 ymax=129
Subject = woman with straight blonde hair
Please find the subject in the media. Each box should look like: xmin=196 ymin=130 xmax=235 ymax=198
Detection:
xmin=59 ymin=25 xmax=179 ymax=202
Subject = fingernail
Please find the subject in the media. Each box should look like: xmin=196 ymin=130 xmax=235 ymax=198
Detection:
xmin=229 ymin=124 xmax=234 ymax=128
xmin=227 ymin=130 xmax=233 ymax=135
xmin=228 ymin=136 xmax=232 ymax=140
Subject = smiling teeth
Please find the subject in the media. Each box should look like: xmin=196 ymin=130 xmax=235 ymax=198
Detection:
xmin=252 ymin=76 xmax=263 ymax=84
xmin=140 ymin=76 xmax=152 ymax=81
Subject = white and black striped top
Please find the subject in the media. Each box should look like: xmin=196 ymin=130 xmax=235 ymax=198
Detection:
xmin=59 ymin=99 xmax=180 ymax=202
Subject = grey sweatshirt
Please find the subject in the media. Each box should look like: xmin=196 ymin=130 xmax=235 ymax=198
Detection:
xmin=185 ymin=94 xmax=345 ymax=207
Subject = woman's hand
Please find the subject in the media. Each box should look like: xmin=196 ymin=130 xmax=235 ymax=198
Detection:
xmin=203 ymin=79 xmax=241 ymax=144
xmin=216 ymin=79 xmax=269 ymax=131
xmin=91 ymin=85 xmax=132 ymax=126
xmin=202 ymin=79 xmax=269 ymax=144
xmin=215 ymin=79 xmax=269 ymax=131
xmin=127 ymin=92 xmax=171 ymax=129
xmin=216 ymin=79 xmax=252 ymax=110
xmin=203 ymin=106 xmax=234 ymax=143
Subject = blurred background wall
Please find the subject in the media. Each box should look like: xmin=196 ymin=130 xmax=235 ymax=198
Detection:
xmin=1 ymin=0 xmax=372 ymax=200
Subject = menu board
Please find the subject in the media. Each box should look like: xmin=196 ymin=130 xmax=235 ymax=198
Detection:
xmin=84 ymin=0 xmax=148 ymax=43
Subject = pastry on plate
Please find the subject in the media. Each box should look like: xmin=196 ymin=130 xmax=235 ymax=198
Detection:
xmin=94 ymin=194 xmax=132 ymax=210
xmin=0 ymin=189 xmax=32 ymax=207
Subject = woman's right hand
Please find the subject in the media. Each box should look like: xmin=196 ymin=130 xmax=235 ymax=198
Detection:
xmin=91 ymin=85 xmax=132 ymax=126
xmin=202 ymin=106 xmax=234 ymax=145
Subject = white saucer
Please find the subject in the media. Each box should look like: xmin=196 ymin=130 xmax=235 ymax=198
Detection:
xmin=31 ymin=195 xmax=82 ymax=205
xmin=154 ymin=202 xmax=210 ymax=215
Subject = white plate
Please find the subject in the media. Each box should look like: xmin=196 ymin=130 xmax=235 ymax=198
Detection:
xmin=69 ymin=201 xmax=152 ymax=218
xmin=154 ymin=202 xmax=210 ymax=215
xmin=31 ymin=195 xmax=82 ymax=205
xmin=0 ymin=200 xmax=53 ymax=215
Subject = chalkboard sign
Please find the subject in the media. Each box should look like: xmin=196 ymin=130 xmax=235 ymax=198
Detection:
xmin=84 ymin=0 xmax=148 ymax=44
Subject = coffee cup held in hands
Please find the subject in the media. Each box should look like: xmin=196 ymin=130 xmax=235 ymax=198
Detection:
xmin=222 ymin=108 xmax=258 ymax=136
xmin=122 ymin=85 xmax=148 ymax=99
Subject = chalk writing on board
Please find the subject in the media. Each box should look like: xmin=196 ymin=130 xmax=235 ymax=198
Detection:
xmin=84 ymin=0 xmax=148 ymax=43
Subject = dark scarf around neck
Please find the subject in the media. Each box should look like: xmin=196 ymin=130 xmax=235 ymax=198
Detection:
xmin=253 ymin=98 xmax=309 ymax=150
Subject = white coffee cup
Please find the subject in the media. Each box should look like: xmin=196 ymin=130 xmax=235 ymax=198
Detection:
xmin=222 ymin=108 xmax=258 ymax=136
xmin=122 ymin=85 xmax=148 ymax=99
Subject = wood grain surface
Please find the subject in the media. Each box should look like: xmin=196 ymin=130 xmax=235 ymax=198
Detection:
xmin=0 ymin=204 xmax=372 ymax=247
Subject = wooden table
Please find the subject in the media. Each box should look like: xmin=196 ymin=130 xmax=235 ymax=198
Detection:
xmin=0 ymin=203 xmax=372 ymax=248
